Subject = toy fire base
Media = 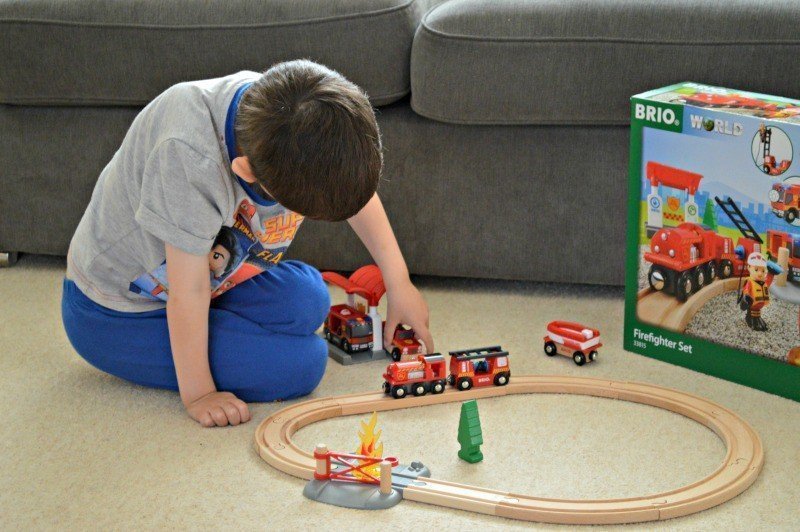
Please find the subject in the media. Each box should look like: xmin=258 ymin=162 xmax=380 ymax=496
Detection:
xmin=644 ymin=162 xmax=703 ymax=237
xmin=543 ymin=321 xmax=601 ymax=366
xmin=321 ymin=265 xmax=387 ymax=365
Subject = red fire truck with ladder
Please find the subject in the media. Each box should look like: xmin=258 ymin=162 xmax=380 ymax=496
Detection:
xmin=758 ymin=124 xmax=791 ymax=176
xmin=769 ymin=182 xmax=800 ymax=224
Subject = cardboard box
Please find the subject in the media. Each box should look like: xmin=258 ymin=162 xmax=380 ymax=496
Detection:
xmin=624 ymin=82 xmax=800 ymax=401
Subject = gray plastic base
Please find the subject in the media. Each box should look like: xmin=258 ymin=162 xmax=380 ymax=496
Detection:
xmin=322 ymin=334 xmax=390 ymax=365
xmin=303 ymin=461 xmax=430 ymax=510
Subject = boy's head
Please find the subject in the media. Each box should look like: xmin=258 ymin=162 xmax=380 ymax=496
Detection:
xmin=234 ymin=60 xmax=383 ymax=221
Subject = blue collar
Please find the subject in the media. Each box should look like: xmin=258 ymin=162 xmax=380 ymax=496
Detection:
xmin=225 ymin=82 xmax=276 ymax=207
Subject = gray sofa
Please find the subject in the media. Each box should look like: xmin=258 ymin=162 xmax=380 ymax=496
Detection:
xmin=3 ymin=0 xmax=800 ymax=285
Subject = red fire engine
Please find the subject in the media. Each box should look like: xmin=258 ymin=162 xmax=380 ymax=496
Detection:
xmin=769 ymin=182 xmax=800 ymax=224
xmin=758 ymin=125 xmax=791 ymax=176
xmin=386 ymin=325 xmax=423 ymax=361
xmin=323 ymin=304 xmax=374 ymax=353
xmin=645 ymin=197 xmax=761 ymax=301
xmin=382 ymin=353 xmax=447 ymax=398
xmin=382 ymin=346 xmax=510 ymax=399
xmin=543 ymin=321 xmax=601 ymax=366
xmin=447 ymin=346 xmax=510 ymax=390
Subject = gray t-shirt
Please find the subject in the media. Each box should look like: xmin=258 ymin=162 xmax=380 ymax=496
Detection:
xmin=67 ymin=71 xmax=304 ymax=312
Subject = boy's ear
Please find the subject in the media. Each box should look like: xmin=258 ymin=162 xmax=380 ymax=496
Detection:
xmin=231 ymin=156 xmax=256 ymax=183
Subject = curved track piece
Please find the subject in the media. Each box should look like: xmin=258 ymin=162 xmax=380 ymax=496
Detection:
xmin=637 ymin=277 xmax=741 ymax=332
xmin=255 ymin=376 xmax=763 ymax=525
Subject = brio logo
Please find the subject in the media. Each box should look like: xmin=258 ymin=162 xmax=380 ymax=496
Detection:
xmin=634 ymin=103 xmax=679 ymax=126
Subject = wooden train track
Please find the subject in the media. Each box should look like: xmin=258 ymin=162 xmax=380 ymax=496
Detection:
xmin=254 ymin=375 xmax=763 ymax=525
xmin=637 ymin=277 xmax=742 ymax=332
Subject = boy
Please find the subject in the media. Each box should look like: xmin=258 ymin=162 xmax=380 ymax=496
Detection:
xmin=62 ymin=60 xmax=433 ymax=427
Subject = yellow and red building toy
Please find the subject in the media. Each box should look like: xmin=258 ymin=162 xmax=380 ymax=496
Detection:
xmin=543 ymin=321 xmax=601 ymax=366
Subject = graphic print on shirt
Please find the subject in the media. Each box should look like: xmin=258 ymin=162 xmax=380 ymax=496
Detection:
xmin=128 ymin=198 xmax=304 ymax=301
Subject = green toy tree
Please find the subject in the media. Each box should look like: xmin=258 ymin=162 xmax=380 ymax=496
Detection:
xmin=457 ymin=400 xmax=483 ymax=463
xmin=702 ymin=198 xmax=718 ymax=231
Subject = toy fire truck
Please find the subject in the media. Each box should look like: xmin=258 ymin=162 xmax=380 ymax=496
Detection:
xmin=323 ymin=304 xmax=374 ymax=353
xmin=386 ymin=325 xmax=423 ymax=361
xmin=769 ymin=182 xmax=800 ymax=224
xmin=544 ymin=321 xmax=601 ymax=366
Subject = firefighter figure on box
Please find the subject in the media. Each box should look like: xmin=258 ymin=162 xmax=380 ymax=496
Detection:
xmin=738 ymin=251 xmax=782 ymax=331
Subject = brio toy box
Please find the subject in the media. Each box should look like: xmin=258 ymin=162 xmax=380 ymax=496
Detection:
xmin=624 ymin=82 xmax=800 ymax=402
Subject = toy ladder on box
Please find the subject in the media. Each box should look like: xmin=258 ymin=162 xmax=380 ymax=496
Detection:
xmin=714 ymin=196 xmax=763 ymax=243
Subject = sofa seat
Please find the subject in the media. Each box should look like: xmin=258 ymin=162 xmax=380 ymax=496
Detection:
xmin=411 ymin=0 xmax=800 ymax=125
xmin=0 ymin=0 xmax=429 ymax=107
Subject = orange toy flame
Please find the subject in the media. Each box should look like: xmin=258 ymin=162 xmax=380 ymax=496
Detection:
xmin=354 ymin=411 xmax=383 ymax=480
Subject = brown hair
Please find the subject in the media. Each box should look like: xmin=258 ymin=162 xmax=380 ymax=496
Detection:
xmin=235 ymin=60 xmax=383 ymax=221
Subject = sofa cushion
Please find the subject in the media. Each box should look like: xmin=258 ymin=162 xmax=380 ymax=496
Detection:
xmin=0 ymin=0 xmax=427 ymax=107
xmin=411 ymin=0 xmax=800 ymax=125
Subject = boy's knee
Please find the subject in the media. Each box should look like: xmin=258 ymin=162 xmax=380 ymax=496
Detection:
xmin=285 ymin=266 xmax=330 ymax=335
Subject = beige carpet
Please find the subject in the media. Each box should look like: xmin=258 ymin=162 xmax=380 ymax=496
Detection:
xmin=1 ymin=255 xmax=797 ymax=530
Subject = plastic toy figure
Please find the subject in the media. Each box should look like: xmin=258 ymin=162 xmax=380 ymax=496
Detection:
xmin=739 ymin=252 xmax=782 ymax=331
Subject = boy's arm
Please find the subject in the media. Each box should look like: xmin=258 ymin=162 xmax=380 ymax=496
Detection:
xmin=165 ymin=243 xmax=250 ymax=427
xmin=347 ymin=193 xmax=434 ymax=352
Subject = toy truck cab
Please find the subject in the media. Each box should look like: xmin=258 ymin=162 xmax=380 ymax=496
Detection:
xmin=323 ymin=303 xmax=374 ymax=353
xmin=769 ymin=183 xmax=800 ymax=223
xmin=382 ymin=354 xmax=447 ymax=398
xmin=386 ymin=325 xmax=423 ymax=361
xmin=447 ymin=346 xmax=510 ymax=390
xmin=544 ymin=321 xmax=601 ymax=366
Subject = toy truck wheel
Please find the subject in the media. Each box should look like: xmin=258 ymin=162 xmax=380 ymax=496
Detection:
xmin=787 ymin=209 xmax=798 ymax=224
xmin=648 ymin=265 xmax=667 ymax=292
xmin=323 ymin=327 xmax=330 ymax=341
xmin=431 ymin=380 xmax=445 ymax=394
xmin=494 ymin=372 xmax=510 ymax=386
xmin=447 ymin=374 xmax=455 ymax=386
xmin=382 ymin=381 xmax=390 ymax=394
xmin=705 ymin=262 xmax=717 ymax=283
xmin=573 ymin=352 xmax=586 ymax=366
xmin=391 ymin=348 xmax=401 ymax=362
xmin=412 ymin=383 xmax=428 ymax=396
xmin=693 ymin=267 xmax=707 ymax=290
xmin=391 ymin=385 xmax=408 ymax=399
xmin=675 ymin=271 xmax=693 ymax=301
xmin=544 ymin=341 xmax=557 ymax=356
xmin=719 ymin=260 xmax=733 ymax=279
xmin=589 ymin=351 xmax=598 ymax=362
xmin=342 ymin=340 xmax=351 ymax=352
xmin=456 ymin=377 xmax=473 ymax=391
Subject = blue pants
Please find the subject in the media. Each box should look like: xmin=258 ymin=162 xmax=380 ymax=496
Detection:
xmin=61 ymin=260 xmax=330 ymax=402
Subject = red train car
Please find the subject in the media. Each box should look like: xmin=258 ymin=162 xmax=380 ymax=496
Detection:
xmin=543 ymin=321 xmax=601 ymax=366
xmin=382 ymin=346 xmax=510 ymax=399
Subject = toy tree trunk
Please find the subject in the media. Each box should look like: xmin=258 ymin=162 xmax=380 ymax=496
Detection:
xmin=457 ymin=400 xmax=483 ymax=463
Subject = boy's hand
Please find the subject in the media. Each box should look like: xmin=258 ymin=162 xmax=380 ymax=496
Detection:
xmin=384 ymin=279 xmax=434 ymax=353
xmin=186 ymin=391 xmax=251 ymax=427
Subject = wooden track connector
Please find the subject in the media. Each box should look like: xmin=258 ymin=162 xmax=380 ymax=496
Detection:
xmin=254 ymin=375 xmax=763 ymax=525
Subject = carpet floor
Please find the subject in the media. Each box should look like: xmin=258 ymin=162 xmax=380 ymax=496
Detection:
xmin=1 ymin=255 xmax=796 ymax=530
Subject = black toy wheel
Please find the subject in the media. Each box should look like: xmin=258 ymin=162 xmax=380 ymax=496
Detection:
xmin=342 ymin=340 xmax=351 ymax=352
xmin=675 ymin=271 xmax=693 ymax=301
xmin=589 ymin=351 xmax=598 ymax=362
xmin=382 ymin=381 xmax=390 ymax=394
xmin=494 ymin=372 xmax=510 ymax=386
xmin=447 ymin=374 xmax=455 ymax=386
xmin=544 ymin=341 xmax=557 ymax=356
xmin=573 ymin=352 xmax=586 ymax=366
xmin=787 ymin=209 xmax=798 ymax=224
xmin=719 ymin=260 xmax=734 ymax=279
xmin=456 ymin=377 xmax=473 ymax=391
xmin=648 ymin=265 xmax=668 ymax=292
xmin=705 ymin=262 xmax=717 ymax=283
xmin=391 ymin=385 xmax=407 ymax=399
xmin=431 ymin=380 xmax=445 ymax=394
xmin=693 ymin=266 xmax=706 ymax=290
xmin=323 ymin=327 xmax=330 ymax=340
xmin=412 ymin=383 xmax=427 ymax=396
xmin=391 ymin=348 xmax=401 ymax=362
